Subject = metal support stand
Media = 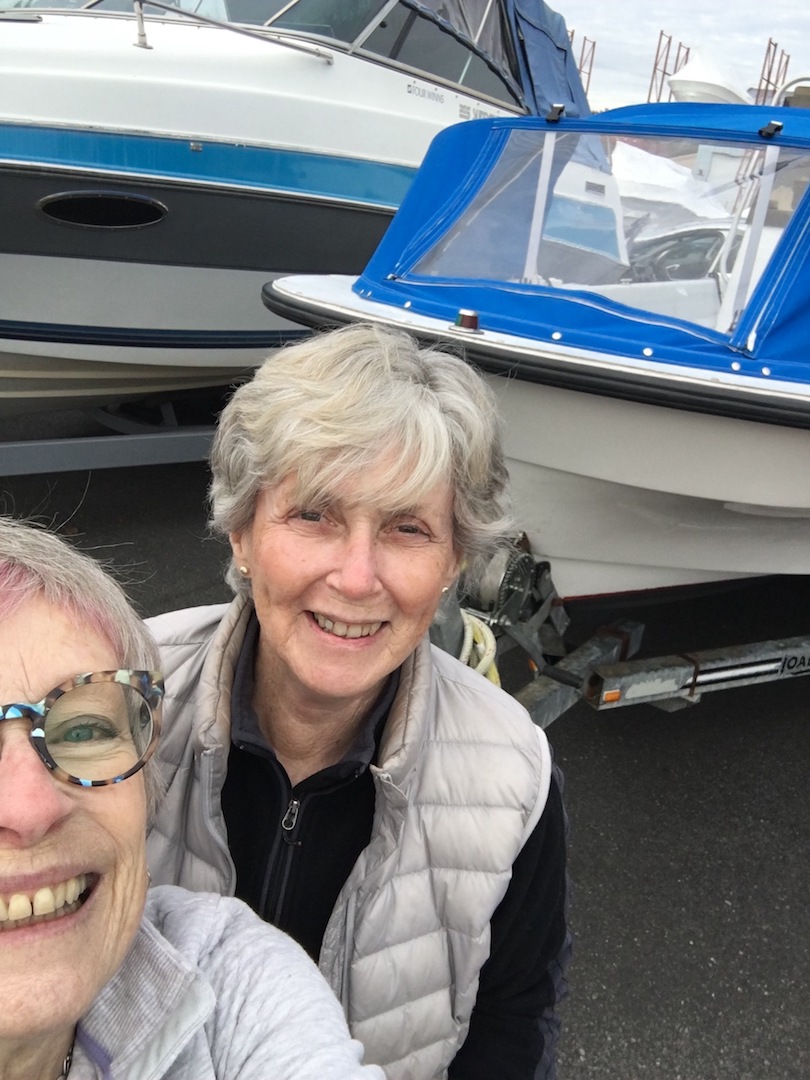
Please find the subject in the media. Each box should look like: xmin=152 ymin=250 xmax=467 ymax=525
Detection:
xmin=0 ymin=404 xmax=216 ymax=475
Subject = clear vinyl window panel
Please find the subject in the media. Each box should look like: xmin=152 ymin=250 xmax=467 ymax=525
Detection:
xmin=360 ymin=2 xmax=520 ymax=106
xmin=414 ymin=128 xmax=810 ymax=335
xmin=263 ymin=0 xmax=386 ymax=36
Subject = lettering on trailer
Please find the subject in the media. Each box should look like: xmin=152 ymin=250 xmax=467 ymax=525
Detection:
xmin=407 ymin=82 xmax=445 ymax=103
xmin=458 ymin=103 xmax=498 ymax=120
xmin=780 ymin=651 xmax=810 ymax=676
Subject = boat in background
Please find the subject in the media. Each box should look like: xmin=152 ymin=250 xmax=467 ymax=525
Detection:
xmin=265 ymin=102 xmax=810 ymax=599
xmin=0 ymin=0 xmax=589 ymax=412
xmin=667 ymin=49 xmax=753 ymax=105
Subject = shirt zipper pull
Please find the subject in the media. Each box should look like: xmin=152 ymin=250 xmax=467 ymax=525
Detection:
xmin=281 ymin=797 xmax=300 ymax=835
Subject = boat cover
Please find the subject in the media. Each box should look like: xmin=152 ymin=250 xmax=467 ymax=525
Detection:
xmin=354 ymin=102 xmax=810 ymax=392
xmin=415 ymin=0 xmax=591 ymax=117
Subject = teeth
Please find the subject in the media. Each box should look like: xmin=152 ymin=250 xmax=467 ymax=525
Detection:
xmin=313 ymin=614 xmax=382 ymax=639
xmin=33 ymin=887 xmax=55 ymax=917
xmin=0 ymin=874 xmax=88 ymax=929
xmin=7 ymin=894 xmax=32 ymax=921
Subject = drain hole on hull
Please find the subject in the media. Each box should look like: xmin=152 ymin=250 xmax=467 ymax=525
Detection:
xmin=39 ymin=192 xmax=167 ymax=229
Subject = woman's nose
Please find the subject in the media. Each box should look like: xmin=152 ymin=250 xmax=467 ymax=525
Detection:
xmin=0 ymin=727 xmax=73 ymax=845
xmin=327 ymin=527 xmax=382 ymax=597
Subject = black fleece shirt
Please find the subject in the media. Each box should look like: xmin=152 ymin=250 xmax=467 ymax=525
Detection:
xmin=221 ymin=615 xmax=569 ymax=1080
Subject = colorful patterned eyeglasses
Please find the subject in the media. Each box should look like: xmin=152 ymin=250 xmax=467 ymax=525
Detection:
xmin=0 ymin=670 xmax=163 ymax=787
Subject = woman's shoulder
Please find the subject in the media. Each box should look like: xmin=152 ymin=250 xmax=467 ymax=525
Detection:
xmin=427 ymin=640 xmax=544 ymax=734
xmin=146 ymin=603 xmax=233 ymax=646
xmin=147 ymin=595 xmax=252 ymax=688
xmin=144 ymin=884 xmax=310 ymax=967
xmin=143 ymin=886 xmax=384 ymax=1078
xmin=387 ymin=643 xmax=553 ymax=846
xmin=410 ymin=641 xmax=552 ymax=786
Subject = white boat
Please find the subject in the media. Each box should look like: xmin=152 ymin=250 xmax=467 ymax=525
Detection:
xmin=265 ymin=103 xmax=810 ymax=599
xmin=0 ymin=0 xmax=589 ymax=412
xmin=667 ymin=49 xmax=752 ymax=105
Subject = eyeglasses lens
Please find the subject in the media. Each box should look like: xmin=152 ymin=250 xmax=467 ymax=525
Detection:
xmin=42 ymin=682 xmax=153 ymax=782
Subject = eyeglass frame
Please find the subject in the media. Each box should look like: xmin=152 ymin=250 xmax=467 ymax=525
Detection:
xmin=0 ymin=669 xmax=163 ymax=788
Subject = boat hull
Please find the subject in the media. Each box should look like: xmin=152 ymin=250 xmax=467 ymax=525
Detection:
xmin=266 ymin=273 xmax=810 ymax=598
xmin=0 ymin=9 xmax=515 ymax=410
xmin=0 ymin=152 xmax=396 ymax=408
xmin=499 ymin=378 xmax=810 ymax=597
xmin=0 ymin=254 xmax=314 ymax=411
xmin=0 ymin=161 xmax=396 ymax=274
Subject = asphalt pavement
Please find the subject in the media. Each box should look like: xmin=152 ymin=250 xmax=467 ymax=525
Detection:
xmin=1 ymin=460 xmax=808 ymax=1080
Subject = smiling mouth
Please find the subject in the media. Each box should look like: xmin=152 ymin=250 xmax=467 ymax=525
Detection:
xmin=0 ymin=873 xmax=93 ymax=931
xmin=312 ymin=613 xmax=383 ymax=639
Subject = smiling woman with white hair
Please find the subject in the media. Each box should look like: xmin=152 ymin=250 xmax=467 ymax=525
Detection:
xmin=0 ymin=515 xmax=384 ymax=1080
xmin=147 ymin=323 xmax=570 ymax=1080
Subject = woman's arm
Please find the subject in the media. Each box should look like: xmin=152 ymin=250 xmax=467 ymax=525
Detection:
xmin=159 ymin=890 xmax=385 ymax=1080
xmin=448 ymin=765 xmax=570 ymax=1080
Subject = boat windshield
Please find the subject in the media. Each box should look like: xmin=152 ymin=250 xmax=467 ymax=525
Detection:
xmin=263 ymin=0 xmax=519 ymax=105
xmin=411 ymin=126 xmax=810 ymax=335
xmin=1 ymin=0 xmax=521 ymax=107
xmin=259 ymin=0 xmax=521 ymax=107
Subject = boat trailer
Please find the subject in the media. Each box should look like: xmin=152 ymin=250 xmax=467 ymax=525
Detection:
xmin=447 ymin=552 xmax=810 ymax=728
xmin=0 ymin=402 xmax=215 ymax=476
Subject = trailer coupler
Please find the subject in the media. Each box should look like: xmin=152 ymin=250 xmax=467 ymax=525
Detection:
xmin=585 ymin=635 xmax=810 ymax=711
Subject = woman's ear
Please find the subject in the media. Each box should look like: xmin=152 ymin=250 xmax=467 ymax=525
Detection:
xmin=229 ymin=530 xmax=248 ymax=568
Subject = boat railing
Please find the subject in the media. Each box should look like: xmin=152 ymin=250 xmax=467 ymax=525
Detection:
xmin=79 ymin=0 xmax=334 ymax=59
xmin=772 ymin=74 xmax=810 ymax=107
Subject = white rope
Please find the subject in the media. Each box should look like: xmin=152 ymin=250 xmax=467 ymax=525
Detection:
xmin=458 ymin=609 xmax=500 ymax=685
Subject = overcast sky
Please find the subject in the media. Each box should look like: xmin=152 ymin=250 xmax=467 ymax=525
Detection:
xmin=556 ymin=1 xmax=810 ymax=109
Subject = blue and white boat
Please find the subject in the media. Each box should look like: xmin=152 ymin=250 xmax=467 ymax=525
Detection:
xmin=266 ymin=102 xmax=810 ymax=598
xmin=0 ymin=0 xmax=588 ymax=410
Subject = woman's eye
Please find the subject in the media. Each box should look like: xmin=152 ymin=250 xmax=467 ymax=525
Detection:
xmin=52 ymin=717 xmax=119 ymax=743
xmin=63 ymin=725 xmax=95 ymax=743
xmin=289 ymin=508 xmax=338 ymax=532
xmin=392 ymin=521 xmax=430 ymax=539
xmin=290 ymin=508 xmax=329 ymax=525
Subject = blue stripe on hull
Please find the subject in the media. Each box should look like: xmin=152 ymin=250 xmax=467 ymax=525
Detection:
xmin=0 ymin=122 xmax=416 ymax=208
xmin=0 ymin=318 xmax=311 ymax=349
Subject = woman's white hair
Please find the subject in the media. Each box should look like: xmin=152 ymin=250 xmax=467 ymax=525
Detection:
xmin=209 ymin=322 xmax=514 ymax=592
xmin=0 ymin=516 xmax=162 ymax=813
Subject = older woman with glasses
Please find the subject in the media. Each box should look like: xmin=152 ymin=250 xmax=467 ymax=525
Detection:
xmin=147 ymin=323 xmax=570 ymax=1080
xmin=0 ymin=516 xmax=383 ymax=1080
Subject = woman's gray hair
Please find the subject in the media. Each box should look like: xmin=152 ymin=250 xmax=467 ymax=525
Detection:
xmin=210 ymin=322 xmax=514 ymax=591
xmin=0 ymin=515 xmax=162 ymax=814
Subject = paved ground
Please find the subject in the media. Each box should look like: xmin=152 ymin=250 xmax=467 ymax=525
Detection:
xmin=2 ymin=460 xmax=808 ymax=1080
